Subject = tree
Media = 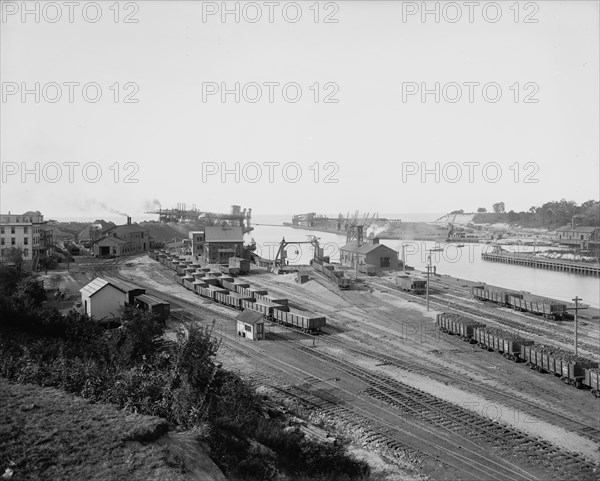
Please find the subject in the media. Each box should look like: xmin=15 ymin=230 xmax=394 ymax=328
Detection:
xmin=477 ymin=207 xmax=487 ymax=213
xmin=492 ymin=202 xmax=505 ymax=214
xmin=450 ymin=209 xmax=464 ymax=215
xmin=4 ymin=247 xmax=24 ymax=271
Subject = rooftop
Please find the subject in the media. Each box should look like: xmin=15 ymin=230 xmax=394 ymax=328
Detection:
xmin=236 ymin=310 xmax=264 ymax=325
xmin=205 ymin=225 xmax=243 ymax=242
xmin=556 ymin=225 xmax=598 ymax=233
xmin=340 ymin=240 xmax=397 ymax=255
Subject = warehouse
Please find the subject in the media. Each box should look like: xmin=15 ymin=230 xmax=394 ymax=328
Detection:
xmin=236 ymin=310 xmax=265 ymax=341
xmin=339 ymin=238 xmax=399 ymax=270
xmin=203 ymin=225 xmax=244 ymax=264
xmin=79 ymin=277 xmax=145 ymax=320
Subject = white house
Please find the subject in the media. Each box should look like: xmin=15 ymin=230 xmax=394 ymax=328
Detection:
xmin=79 ymin=277 xmax=145 ymax=320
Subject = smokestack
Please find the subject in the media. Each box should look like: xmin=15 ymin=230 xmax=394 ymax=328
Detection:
xmin=571 ymin=217 xmax=575 ymax=229
xmin=127 ymin=216 xmax=131 ymax=225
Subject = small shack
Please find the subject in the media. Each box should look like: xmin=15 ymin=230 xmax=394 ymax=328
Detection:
xmin=236 ymin=310 xmax=265 ymax=341
xmin=133 ymin=294 xmax=170 ymax=323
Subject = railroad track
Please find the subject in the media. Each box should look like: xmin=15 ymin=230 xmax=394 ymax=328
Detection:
xmin=123 ymin=260 xmax=600 ymax=444
xmin=115 ymin=259 xmax=600 ymax=479
xmin=369 ymin=279 xmax=600 ymax=357
xmin=287 ymin=342 xmax=598 ymax=479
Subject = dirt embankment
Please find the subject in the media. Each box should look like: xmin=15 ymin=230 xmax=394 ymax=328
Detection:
xmin=0 ymin=378 xmax=225 ymax=481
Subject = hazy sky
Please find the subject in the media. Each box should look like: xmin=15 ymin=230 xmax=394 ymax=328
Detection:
xmin=1 ymin=0 xmax=598 ymax=219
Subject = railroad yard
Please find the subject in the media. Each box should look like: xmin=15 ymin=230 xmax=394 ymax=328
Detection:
xmin=55 ymin=253 xmax=600 ymax=481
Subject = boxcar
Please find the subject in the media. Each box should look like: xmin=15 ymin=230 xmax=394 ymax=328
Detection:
xmin=397 ymin=275 xmax=427 ymax=294
xmin=221 ymin=279 xmax=237 ymax=291
xmin=233 ymin=282 xmax=250 ymax=293
xmin=193 ymin=281 xmax=208 ymax=294
xmin=436 ymin=313 xmax=485 ymax=342
xmin=182 ymin=276 xmax=196 ymax=290
xmin=251 ymin=301 xmax=289 ymax=319
xmin=584 ymin=368 xmax=600 ymax=397
xmin=272 ymin=309 xmax=327 ymax=332
xmin=255 ymin=294 xmax=289 ymax=307
xmin=474 ymin=327 xmax=533 ymax=361
xmin=238 ymin=287 xmax=268 ymax=299
xmin=133 ymin=294 xmax=170 ymax=323
xmin=508 ymin=296 xmax=566 ymax=320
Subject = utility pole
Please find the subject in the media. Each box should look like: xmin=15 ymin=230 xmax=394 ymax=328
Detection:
xmin=426 ymin=254 xmax=432 ymax=311
xmin=572 ymin=296 xmax=582 ymax=357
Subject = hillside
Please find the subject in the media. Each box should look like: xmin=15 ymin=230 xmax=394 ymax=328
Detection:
xmin=0 ymin=378 xmax=217 ymax=481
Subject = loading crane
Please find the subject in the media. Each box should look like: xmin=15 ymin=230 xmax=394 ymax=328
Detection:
xmin=272 ymin=235 xmax=322 ymax=269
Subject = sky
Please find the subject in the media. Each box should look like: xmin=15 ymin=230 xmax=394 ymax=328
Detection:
xmin=1 ymin=0 xmax=598 ymax=220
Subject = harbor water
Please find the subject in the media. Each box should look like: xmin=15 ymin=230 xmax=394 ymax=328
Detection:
xmin=249 ymin=218 xmax=600 ymax=309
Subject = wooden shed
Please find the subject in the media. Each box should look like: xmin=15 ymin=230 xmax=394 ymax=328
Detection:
xmin=236 ymin=310 xmax=265 ymax=341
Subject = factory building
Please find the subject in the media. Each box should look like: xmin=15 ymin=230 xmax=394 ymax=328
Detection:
xmin=0 ymin=211 xmax=51 ymax=263
xmin=77 ymin=220 xmax=116 ymax=248
xmin=93 ymin=217 xmax=150 ymax=257
xmin=79 ymin=276 xmax=145 ymax=320
xmin=203 ymin=225 xmax=244 ymax=264
xmin=339 ymin=238 xmax=399 ymax=270
xmin=189 ymin=230 xmax=206 ymax=257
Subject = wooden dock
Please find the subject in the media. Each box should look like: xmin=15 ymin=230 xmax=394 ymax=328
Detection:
xmin=481 ymin=252 xmax=600 ymax=276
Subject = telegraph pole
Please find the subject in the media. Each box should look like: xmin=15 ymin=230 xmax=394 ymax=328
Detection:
xmin=572 ymin=296 xmax=582 ymax=357
xmin=426 ymin=254 xmax=432 ymax=311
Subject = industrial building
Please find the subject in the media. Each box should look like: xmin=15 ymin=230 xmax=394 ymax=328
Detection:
xmin=0 ymin=211 xmax=53 ymax=264
xmin=554 ymin=224 xmax=600 ymax=249
xmin=189 ymin=230 xmax=206 ymax=257
xmin=236 ymin=310 xmax=265 ymax=340
xmin=340 ymin=237 xmax=399 ymax=270
xmin=79 ymin=277 xmax=146 ymax=320
xmin=203 ymin=225 xmax=244 ymax=264
xmin=77 ymin=220 xmax=116 ymax=248
xmin=92 ymin=217 xmax=150 ymax=257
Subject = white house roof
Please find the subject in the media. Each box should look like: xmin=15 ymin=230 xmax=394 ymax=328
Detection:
xmin=79 ymin=276 xmax=144 ymax=298
xmin=79 ymin=278 xmax=111 ymax=298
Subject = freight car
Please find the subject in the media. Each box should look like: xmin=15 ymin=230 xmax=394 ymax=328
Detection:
xmin=471 ymin=286 xmax=522 ymax=306
xmin=508 ymin=295 xmax=566 ymax=320
xmin=272 ymin=308 xmax=326 ymax=333
xmin=133 ymin=294 xmax=170 ymax=323
xmin=474 ymin=326 xmax=534 ymax=362
xmin=311 ymin=259 xmax=351 ymax=290
xmin=436 ymin=312 xmax=485 ymax=342
xmin=251 ymin=301 xmax=290 ymax=318
xmin=471 ymin=286 xmax=567 ymax=320
xmin=148 ymin=252 xmax=327 ymax=334
xmin=436 ymin=311 xmax=600 ymax=396
xmin=584 ymin=368 xmax=600 ymax=397
xmin=396 ymin=275 xmax=427 ymax=294
xmin=520 ymin=344 xmax=598 ymax=387
xmin=255 ymin=294 xmax=289 ymax=308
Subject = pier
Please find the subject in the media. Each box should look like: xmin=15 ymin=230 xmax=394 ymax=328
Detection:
xmin=481 ymin=251 xmax=600 ymax=276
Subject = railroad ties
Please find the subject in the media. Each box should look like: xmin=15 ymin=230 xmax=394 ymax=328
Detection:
xmin=481 ymin=251 xmax=600 ymax=276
